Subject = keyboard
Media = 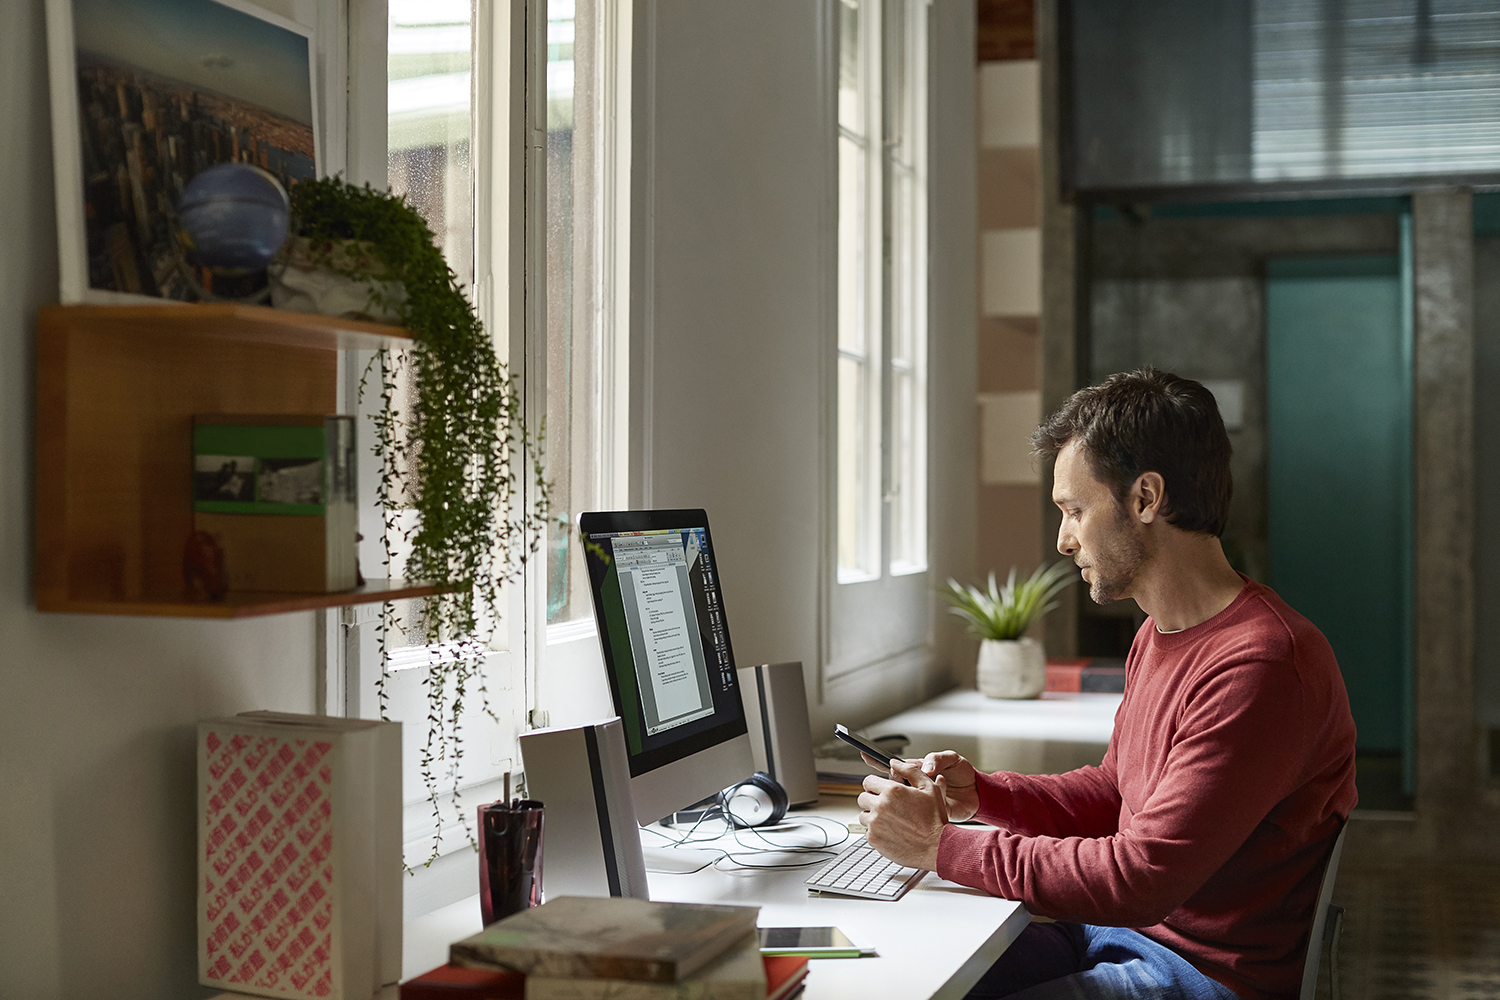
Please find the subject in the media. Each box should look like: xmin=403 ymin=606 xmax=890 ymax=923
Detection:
xmin=804 ymin=838 xmax=927 ymax=901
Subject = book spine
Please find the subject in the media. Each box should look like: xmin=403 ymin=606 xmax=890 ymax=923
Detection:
xmin=1043 ymin=664 xmax=1084 ymax=692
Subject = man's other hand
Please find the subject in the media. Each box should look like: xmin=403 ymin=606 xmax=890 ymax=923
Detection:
xmin=857 ymin=759 xmax=948 ymax=871
xmin=919 ymin=750 xmax=979 ymax=821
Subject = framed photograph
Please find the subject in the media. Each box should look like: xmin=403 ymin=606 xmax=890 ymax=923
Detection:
xmin=45 ymin=0 xmax=320 ymax=304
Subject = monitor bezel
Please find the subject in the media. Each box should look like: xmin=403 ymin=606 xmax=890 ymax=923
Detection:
xmin=578 ymin=508 xmax=750 ymax=778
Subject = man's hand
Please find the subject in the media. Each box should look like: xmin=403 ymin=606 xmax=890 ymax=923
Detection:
xmin=856 ymin=759 xmax=949 ymax=871
xmin=918 ymin=751 xmax=979 ymax=822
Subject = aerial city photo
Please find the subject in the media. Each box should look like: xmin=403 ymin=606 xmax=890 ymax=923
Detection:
xmin=69 ymin=0 xmax=317 ymax=299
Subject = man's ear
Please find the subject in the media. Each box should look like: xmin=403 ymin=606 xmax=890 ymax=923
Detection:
xmin=1133 ymin=472 xmax=1166 ymax=524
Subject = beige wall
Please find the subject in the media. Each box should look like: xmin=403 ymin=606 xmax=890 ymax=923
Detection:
xmin=975 ymin=59 xmax=1044 ymax=626
xmin=636 ymin=0 xmax=978 ymax=730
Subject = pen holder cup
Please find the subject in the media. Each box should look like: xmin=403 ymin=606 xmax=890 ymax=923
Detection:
xmin=478 ymin=798 xmax=544 ymax=926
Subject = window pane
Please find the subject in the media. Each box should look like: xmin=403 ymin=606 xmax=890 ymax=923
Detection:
xmin=544 ymin=0 xmax=602 ymax=624
xmin=839 ymin=0 xmax=863 ymax=133
xmin=837 ymin=135 xmax=866 ymax=355
xmin=887 ymin=0 xmax=926 ymax=575
xmin=837 ymin=355 xmax=868 ymax=578
xmin=389 ymin=0 xmax=473 ymax=292
xmin=388 ymin=0 xmax=473 ymax=645
xmin=884 ymin=0 xmax=906 ymax=148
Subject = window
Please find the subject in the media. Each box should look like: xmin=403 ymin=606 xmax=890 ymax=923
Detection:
xmin=528 ymin=0 xmax=632 ymax=729
xmin=837 ymin=0 xmax=928 ymax=583
xmin=541 ymin=0 xmax=629 ymax=628
xmin=372 ymin=0 xmax=523 ymax=896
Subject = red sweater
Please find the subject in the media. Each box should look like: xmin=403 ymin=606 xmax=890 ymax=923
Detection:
xmin=937 ymin=580 xmax=1357 ymax=1000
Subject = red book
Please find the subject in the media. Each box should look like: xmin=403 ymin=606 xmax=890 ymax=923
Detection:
xmin=401 ymin=964 xmax=525 ymax=1000
xmin=1044 ymin=658 xmax=1090 ymax=692
xmin=1045 ymin=658 xmax=1127 ymax=694
xmin=764 ymin=955 xmax=809 ymax=1000
xmin=404 ymin=955 xmax=808 ymax=999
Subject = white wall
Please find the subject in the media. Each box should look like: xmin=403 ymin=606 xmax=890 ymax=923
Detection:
xmin=0 ymin=3 xmax=321 ymax=996
xmin=633 ymin=0 xmax=976 ymax=735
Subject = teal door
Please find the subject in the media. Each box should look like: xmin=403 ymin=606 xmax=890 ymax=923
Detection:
xmin=1266 ymin=255 xmax=1413 ymax=788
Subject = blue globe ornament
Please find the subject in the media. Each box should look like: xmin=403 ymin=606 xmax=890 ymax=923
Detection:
xmin=179 ymin=163 xmax=290 ymax=270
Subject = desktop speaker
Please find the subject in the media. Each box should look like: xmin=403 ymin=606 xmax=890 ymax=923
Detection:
xmin=736 ymin=661 xmax=819 ymax=807
xmin=518 ymin=718 xmax=650 ymax=901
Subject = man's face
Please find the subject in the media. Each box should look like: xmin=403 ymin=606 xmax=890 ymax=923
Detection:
xmin=1052 ymin=440 xmax=1147 ymax=605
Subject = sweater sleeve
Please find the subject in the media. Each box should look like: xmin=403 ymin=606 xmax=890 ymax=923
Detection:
xmin=936 ymin=656 xmax=1312 ymax=927
xmin=969 ymin=742 xmax=1122 ymax=839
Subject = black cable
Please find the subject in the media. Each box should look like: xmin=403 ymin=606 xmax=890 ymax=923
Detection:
xmin=641 ymin=813 xmax=858 ymax=874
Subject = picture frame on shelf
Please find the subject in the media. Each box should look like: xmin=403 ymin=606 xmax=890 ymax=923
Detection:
xmin=44 ymin=0 xmax=321 ymax=305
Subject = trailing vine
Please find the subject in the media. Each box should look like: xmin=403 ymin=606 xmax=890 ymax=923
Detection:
xmin=286 ymin=177 xmax=550 ymax=866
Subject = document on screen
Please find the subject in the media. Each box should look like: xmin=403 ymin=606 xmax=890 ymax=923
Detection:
xmin=612 ymin=534 xmax=715 ymax=734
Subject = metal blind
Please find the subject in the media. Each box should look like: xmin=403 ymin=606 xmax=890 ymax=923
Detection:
xmin=1070 ymin=0 xmax=1500 ymax=194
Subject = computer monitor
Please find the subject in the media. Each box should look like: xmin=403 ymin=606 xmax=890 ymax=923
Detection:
xmin=579 ymin=509 xmax=756 ymax=824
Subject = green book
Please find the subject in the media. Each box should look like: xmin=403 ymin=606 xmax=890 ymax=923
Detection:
xmin=449 ymin=896 xmax=760 ymax=985
xmin=192 ymin=415 xmax=357 ymax=592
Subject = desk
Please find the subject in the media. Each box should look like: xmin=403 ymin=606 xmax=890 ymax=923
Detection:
xmin=645 ymin=799 xmax=1030 ymax=1000
xmin=398 ymin=798 xmax=1030 ymax=999
xmin=823 ymin=689 xmax=1122 ymax=776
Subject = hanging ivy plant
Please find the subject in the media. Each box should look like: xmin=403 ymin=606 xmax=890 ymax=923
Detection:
xmin=286 ymin=176 xmax=549 ymax=866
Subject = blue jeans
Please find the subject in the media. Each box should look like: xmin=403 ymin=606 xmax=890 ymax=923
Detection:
xmin=965 ymin=922 xmax=1244 ymax=1000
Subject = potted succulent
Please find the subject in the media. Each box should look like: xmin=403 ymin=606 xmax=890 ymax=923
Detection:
xmin=941 ymin=562 xmax=1077 ymax=699
xmin=281 ymin=177 xmax=550 ymax=861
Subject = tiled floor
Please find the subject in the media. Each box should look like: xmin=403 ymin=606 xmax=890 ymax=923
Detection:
xmin=1316 ymin=862 xmax=1500 ymax=999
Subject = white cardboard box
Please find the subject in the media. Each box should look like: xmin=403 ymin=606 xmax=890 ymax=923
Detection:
xmin=198 ymin=712 xmax=401 ymax=999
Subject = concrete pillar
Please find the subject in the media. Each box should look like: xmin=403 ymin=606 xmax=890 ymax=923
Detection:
xmin=1412 ymin=189 xmax=1477 ymax=820
xmin=1038 ymin=0 xmax=1083 ymax=658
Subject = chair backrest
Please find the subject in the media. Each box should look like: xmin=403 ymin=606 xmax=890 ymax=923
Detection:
xmin=1298 ymin=822 xmax=1349 ymax=1000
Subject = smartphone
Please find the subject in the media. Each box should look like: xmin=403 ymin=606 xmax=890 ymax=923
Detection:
xmin=833 ymin=724 xmax=899 ymax=768
xmin=758 ymin=926 xmax=870 ymax=957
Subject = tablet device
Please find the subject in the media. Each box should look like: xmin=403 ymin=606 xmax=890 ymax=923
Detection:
xmin=758 ymin=926 xmax=870 ymax=957
xmin=834 ymin=724 xmax=899 ymax=768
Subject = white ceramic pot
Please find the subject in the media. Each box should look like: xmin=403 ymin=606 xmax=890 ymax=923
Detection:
xmin=977 ymin=637 xmax=1046 ymax=699
xmin=270 ymin=237 xmax=407 ymax=323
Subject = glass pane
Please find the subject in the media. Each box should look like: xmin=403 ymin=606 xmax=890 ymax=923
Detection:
xmin=889 ymin=161 xmax=912 ymax=365
xmin=388 ymin=0 xmax=473 ymax=646
xmin=888 ymin=0 xmax=926 ymax=575
xmin=544 ymin=0 xmax=601 ymax=624
xmin=389 ymin=0 xmax=473 ymax=292
xmin=837 ymin=355 xmax=867 ymax=577
xmin=884 ymin=0 xmax=907 ymax=148
xmin=839 ymin=0 xmax=863 ymax=133
xmin=890 ymin=367 xmax=927 ymax=574
xmin=837 ymin=135 xmax=866 ymax=355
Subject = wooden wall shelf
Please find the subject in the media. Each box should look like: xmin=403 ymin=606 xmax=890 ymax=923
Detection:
xmin=35 ymin=303 xmax=427 ymax=618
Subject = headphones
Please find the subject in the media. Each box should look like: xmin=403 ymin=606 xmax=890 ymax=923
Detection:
xmin=718 ymin=771 xmax=789 ymax=829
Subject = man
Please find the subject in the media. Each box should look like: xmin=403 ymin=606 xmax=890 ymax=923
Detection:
xmin=858 ymin=368 xmax=1356 ymax=1000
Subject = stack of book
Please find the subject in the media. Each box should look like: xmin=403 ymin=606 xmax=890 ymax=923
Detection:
xmin=431 ymin=896 xmax=808 ymax=1000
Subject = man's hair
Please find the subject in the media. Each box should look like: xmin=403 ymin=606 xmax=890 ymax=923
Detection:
xmin=1030 ymin=367 xmax=1233 ymax=537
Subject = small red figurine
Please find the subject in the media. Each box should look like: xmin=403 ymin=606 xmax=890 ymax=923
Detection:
xmin=184 ymin=530 xmax=228 ymax=601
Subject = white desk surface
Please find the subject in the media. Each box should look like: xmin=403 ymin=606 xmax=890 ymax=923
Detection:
xmin=645 ymin=800 xmax=1031 ymax=1000
xmin=396 ymin=798 xmax=1030 ymax=1000
xmin=389 ymin=688 xmax=1121 ymax=996
xmin=831 ymin=689 xmax=1122 ymax=777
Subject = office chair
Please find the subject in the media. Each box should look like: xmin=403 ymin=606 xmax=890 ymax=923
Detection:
xmin=1298 ymin=822 xmax=1349 ymax=1000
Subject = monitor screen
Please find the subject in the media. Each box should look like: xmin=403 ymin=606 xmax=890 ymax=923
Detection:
xmin=579 ymin=509 xmax=749 ymax=779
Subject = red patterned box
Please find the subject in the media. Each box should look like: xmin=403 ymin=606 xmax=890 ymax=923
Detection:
xmin=198 ymin=713 xmax=401 ymax=999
